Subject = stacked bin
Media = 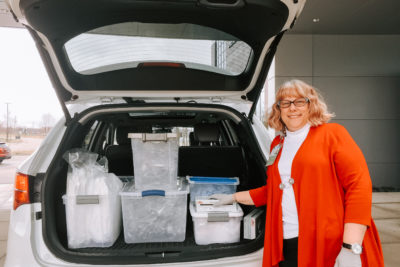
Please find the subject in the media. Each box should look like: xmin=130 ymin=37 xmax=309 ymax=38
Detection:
xmin=120 ymin=133 xmax=189 ymax=243
xmin=189 ymin=201 xmax=243 ymax=245
xmin=120 ymin=183 xmax=188 ymax=243
xmin=187 ymin=176 xmax=239 ymax=202
xmin=129 ymin=133 xmax=179 ymax=190
xmin=187 ymin=176 xmax=243 ymax=245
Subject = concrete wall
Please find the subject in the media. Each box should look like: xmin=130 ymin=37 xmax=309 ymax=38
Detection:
xmin=273 ymin=34 xmax=400 ymax=189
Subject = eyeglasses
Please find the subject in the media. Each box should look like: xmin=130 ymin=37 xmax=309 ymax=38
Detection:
xmin=277 ymin=97 xmax=309 ymax=108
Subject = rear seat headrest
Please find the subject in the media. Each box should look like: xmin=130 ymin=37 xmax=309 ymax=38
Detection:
xmin=193 ymin=123 xmax=220 ymax=144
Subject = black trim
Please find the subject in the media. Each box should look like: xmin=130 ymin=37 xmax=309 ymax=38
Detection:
xmin=247 ymin=31 xmax=285 ymax=121
xmin=36 ymin=211 xmax=42 ymax=220
xmin=198 ymin=0 xmax=245 ymax=9
xmin=41 ymin=102 xmax=268 ymax=264
xmin=29 ymin=173 xmax=45 ymax=203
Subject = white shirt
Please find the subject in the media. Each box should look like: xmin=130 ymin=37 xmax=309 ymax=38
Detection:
xmin=278 ymin=123 xmax=310 ymax=239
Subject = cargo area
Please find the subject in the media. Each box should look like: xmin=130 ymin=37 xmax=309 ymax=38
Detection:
xmin=41 ymin=104 xmax=268 ymax=264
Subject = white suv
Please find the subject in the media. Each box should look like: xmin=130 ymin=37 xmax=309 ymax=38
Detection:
xmin=5 ymin=0 xmax=306 ymax=266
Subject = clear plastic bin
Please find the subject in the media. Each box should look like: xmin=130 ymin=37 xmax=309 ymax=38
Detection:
xmin=120 ymin=183 xmax=189 ymax=243
xmin=189 ymin=202 xmax=243 ymax=245
xmin=129 ymin=133 xmax=178 ymax=190
xmin=187 ymin=176 xmax=239 ymax=202
xmin=62 ymin=194 xmax=121 ymax=248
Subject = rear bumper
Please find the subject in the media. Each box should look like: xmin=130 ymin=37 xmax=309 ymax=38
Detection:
xmin=6 ymin=205 xmax=264 ymax=267
xmin=5 ymin=205 xmax=41 ymax=267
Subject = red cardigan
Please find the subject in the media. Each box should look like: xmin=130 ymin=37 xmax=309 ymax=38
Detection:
xmin=249 ymin=123 xmax=384 ymax=267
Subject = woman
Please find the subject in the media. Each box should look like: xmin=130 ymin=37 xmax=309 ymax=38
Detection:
xmin=211 ymin=80 xmax=384 ymax=267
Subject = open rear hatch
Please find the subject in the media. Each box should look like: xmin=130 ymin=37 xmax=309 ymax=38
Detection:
xmin=7 ymin=0 xmax=305 ymax=121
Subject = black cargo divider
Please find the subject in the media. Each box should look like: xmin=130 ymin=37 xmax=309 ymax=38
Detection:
xmin=178 ymin=146 xmax=244 ymax=177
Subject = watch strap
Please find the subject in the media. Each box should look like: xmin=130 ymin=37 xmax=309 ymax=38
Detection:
xmin=342 ymin=242 xmax=352 ymax=250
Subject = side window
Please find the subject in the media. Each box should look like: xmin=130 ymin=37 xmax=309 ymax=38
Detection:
xmin=94 ymin=123 xmax=113 ymax=156
xmin=81 ymin=121 xmax=113 ymax=155
xmin=82 ymin=121 xmax=99 ymax=150
xmin=175 ymin=127 xmax=193 ymax=147
xmin=101 ymin=127 xmax=111 ymax=151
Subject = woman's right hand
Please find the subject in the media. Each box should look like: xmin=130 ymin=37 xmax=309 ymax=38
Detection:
xmin=208 ymin=194 xmax=236 ymax=206
xmin=334 ymin=247 xmax=361 ymax=267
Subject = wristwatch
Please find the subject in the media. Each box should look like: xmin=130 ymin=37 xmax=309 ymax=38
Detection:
xmin=342 ymin=242 xmax=363 ymax=255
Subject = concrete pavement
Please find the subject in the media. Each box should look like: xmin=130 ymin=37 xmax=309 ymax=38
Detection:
xmin=0 ymin=187 xmax=399 ymax=266
xmin=0 ymin=185 xmax=12 ymax=266
xmin=371 ymin=193 xmax=400 ymax=267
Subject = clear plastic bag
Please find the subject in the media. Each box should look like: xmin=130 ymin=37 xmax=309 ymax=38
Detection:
xmin=63 ymin=149 xmax=123 ymax=248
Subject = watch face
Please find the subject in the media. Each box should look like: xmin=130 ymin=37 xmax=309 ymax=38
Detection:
xmin=352 ymin=244 xmax=362 ymax=255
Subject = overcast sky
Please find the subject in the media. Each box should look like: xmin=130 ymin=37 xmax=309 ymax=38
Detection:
xmin=0 ymin=27 xmax=62 ymax=127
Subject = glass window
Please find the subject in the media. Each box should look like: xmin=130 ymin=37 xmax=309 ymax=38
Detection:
xmin=82 ymin=120 xmax=99 ymax=150
xmin=64 ymin=22 xmax=252 ymax=76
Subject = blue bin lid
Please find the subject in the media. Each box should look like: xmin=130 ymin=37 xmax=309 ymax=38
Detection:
xmin=187 ymin=176 xmax=239 ymax=185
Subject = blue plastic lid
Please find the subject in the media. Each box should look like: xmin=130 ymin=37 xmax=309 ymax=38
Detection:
xmin=188 ymin=176 xmax=239 ymax=185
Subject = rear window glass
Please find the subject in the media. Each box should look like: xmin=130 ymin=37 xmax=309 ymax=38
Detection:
xmin=64 ymin=22 xmax=252 ymax=76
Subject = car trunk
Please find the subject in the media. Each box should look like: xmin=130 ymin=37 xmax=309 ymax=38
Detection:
xmin=41 ymin=103 xmax=268 ymax=264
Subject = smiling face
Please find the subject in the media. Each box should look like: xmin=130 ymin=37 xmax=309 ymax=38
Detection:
xmin=279 ymin=96 xmax=310 ymax=132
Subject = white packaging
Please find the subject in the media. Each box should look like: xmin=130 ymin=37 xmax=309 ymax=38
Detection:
xmin=62 ymin=149 xmax=123 ymax=248
xmin=189 ymin=203 xmax=243 ymax=245
xmin=129 ymin=133 xmax=179 ymax=190
xmin=195 ymin=197 xmax=238 ymax=212
xmin=243 ymin=208 xmax=264 ymax=240
xmin=120 ymin=183 xmax=189 ymax=243
xmin=187 ymin=176 xmax=239 ymax=202
xmin=62 ymin=194 xmax=121 ymax=248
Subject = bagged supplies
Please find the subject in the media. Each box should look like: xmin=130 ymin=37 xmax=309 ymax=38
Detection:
xmin=63 ymin=149 xmax=123 ymax=248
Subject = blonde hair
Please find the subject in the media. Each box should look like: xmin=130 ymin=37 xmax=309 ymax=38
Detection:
xmin=267 ymin=80 xmax=334 ymax=132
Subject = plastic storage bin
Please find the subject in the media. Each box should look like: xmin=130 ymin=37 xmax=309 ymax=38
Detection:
xmin=189 ymin=202 xmax=243 ymax=245
xmin=129 ymin=133 xmax=178 ymax=190
xmin=187 ymin=176 xmax=239 ymax=202
xmin=120 ymin=183 xmax=189 ymax=243
xmin=62 ymin=194 xmax=121 ymax=248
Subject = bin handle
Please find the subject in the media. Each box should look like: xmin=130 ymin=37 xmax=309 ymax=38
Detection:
xmin=208 ymin=212 xmax=230 ymax=222
xmin=75 ymin=195 xmax=100 ymax=205
xmin=142 ymin=190 xmax=166 ymax=197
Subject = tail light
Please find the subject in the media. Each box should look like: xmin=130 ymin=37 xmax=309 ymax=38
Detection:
xmin=14 ymin=172 xmax=30 ymax=210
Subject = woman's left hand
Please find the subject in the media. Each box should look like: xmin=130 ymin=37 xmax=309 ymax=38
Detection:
xmin=334 ymin=247 xmax=361 ymax=267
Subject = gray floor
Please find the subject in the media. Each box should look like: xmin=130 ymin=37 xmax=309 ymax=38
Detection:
xmin=0 ymin=184 xmax=12 ymax=266
xmin=0 ymin=189 xmax=399 ymax=266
